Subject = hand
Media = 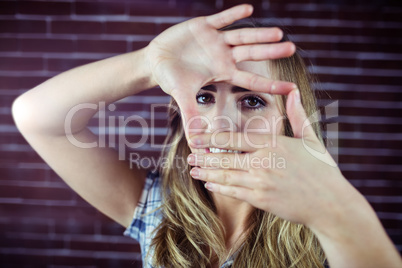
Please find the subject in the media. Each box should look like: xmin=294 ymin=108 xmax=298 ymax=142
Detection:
xmin=187 ymin=89 xmax=361 ymax=229
xmin=146 ymin=4 xmax=297 ymax=132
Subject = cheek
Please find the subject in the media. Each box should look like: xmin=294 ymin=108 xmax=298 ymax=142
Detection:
xmin=240 ymin=110 xmax=284 ymax=135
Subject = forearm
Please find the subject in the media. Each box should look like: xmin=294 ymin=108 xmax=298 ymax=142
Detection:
xmin=13 ymin=47 xmax=156 ymax=136
xmin=310 ymin=193 xmax=402 ymax=268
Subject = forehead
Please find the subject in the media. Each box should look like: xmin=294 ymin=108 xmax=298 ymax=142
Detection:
xmin=236 ymin=60 xmax=271 ymax=79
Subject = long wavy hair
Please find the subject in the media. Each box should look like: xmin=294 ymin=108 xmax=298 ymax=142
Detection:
xmin=149 ymin=22 xmax=326 ymax=267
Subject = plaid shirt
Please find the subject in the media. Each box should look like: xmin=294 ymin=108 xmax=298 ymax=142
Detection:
xmin=124 ymin=171 xmax=234 ymax=268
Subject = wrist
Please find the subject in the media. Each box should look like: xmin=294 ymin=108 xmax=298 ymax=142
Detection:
xmin=308 ymin=183 xmax=373 ymax=238
xmin=129 ymin=46 xmax=158 ymax=91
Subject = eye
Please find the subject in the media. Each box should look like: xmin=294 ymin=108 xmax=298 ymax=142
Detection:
xmin=196 ymin=93 xmax=215 ymax=105
xmin=240 ymin=95 xmax=266 ymax=110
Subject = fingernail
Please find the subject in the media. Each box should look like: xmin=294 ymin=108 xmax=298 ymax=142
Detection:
xmin=187 ymin=154 xmax=196 ymax=165
xmin=205 ymin=182 xmax=213 ymax=191
xmin=190 ymin=168 xmax=199 ymax=178
xmin=190 ymin=137 xmax=202 ymax=146
xmin=295 ymin=89 xmax=301 ymax=103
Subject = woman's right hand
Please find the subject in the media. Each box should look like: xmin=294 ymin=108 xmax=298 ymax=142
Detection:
xmin=146 ymin=4 xmax=297 ymax=127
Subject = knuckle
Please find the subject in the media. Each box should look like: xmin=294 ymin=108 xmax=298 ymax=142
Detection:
xmin=228 ymin=188 xmax=238 ymax=199
xmin=255 ymin=192 xmax=266 ymax=203
xmin=248 ymin=74 xmax=259 ymax=91
xmin=221 ymin=170 xmax=231 ymax=185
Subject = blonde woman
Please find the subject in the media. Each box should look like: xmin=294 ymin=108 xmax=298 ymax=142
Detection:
xmin=12 ymin=4 xmax=401 ymax=268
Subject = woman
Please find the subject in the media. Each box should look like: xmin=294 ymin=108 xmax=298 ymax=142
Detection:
xmin=12 ymin=4 xmax=401 ymax=268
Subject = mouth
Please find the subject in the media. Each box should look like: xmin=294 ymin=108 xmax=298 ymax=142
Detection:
xmin=207 ymin=148 xmax=243 ymax=154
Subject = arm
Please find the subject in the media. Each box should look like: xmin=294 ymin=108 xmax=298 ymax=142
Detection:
xmin=13 ymin=4 xmax=296 ymax=228
xmin=187 ymin=90 xmax=402 ymax=267
xmin=13 ymin=48 xmax=155 ymax=227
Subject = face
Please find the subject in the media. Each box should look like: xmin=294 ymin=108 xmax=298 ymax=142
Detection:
xmin=184 ymin=61 xmax=284 ymax=154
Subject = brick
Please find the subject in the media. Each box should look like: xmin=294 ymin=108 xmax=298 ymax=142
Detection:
xmin=339 ymin=154 xmax=399 ymax=165
xmin=0 ymin=151 xmax=43 ymax=165
xmin=0 ymin=56 xmax=44 ymax=71
xmin=105 ymin=21 xmax=156 ymax=35
xmin=0 ymin=37 xmax=18 ymax=52
xmin=69 ymin=237 xmax=139 ymax=252
xmin=0 ymin=1 xmax=17 ymax=15
xmin=75 ymin=1 xmax=126 ymax=15
xmin=339 ymin=123 xmax=402 ymax=134
xmin=339 ymin=139 xmax=402 ymax=150
xmin=100 ymin=221 xmax=126 ymax=235
xmin=46 ymin=169 xmax=63 ymax=183
xmin=0 ymin=133 xmax=29 ymax=148
xmin=182 ymin=6 xmax=217 ymax=17
xmin=20 ymin=38 xmax=74 ymax=53
xmin=51 ymin=20 xmax=103 ymax=35
xmin=361 ymin=59 xmax=402 ymax=70
xmin=0 ymin=19 xmax=46 ymax=34
xmin=358 ymin=186 xmax=402 ymax=196
xmin=17 ymin=1 xmax=71 ymax=16
xmin=343 ymin=171 xmax=401 ymax=181
xmin=128 ymin=2 xmax=182 ymax=17
xmin=1 ymin=203 xmax=97 ymax=222
xmin=379 ymin=218 xmax=402 ymax=230
xmin=338 ymin=107 xmax=402 ymax=118
xmin=47 ymin=57 xmax=95 ymax=72
xmin=317 ymin=73 xmax=400 ymax=86
xmin=0 ymin=75 xmax=50 ymax=90
xmin=0 ymin=219 xmax=51 ymax=234
xmin=0 ymin=166 xmax=48 ymax=182
xmin=371 ymin=202 xmax=402 ymax=213
xmin=1 ymin=235 xmax=65 ymax=249
xmin=382 ymin=10 xmax=402 ymax=22
xmin=76 ymin=39 xmax=127 ymax=53
xmin=312 ymin=57 xmax=358 ymax=68
xmin=130 ymin=41 xmax=149 ymax=51
xmin=264 ymin=8 xmax=336 ymax=20
xmin=222 ymin=0 xmax=263 ymax=16
xmin=0 ymin=253 xmax=50 ymax=267
xmin=326 ymin=90 xmax=402 ymax=102
xmin=0 ymin=114 xmax=15 ymax=126
xmin=54 ymin=221 xmax=95 ymax=235
xmin=336 ymin=42 xmax=400 ymax=54
xmin=0 ymin=185 xmax=73 ymax=201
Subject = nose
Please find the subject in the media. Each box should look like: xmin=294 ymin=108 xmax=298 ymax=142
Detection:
xmin=206 ymin=103 xmax=240 ymax=133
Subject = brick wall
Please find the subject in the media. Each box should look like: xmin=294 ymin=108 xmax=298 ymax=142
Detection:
xmin=0 ymin=0 xmax=401 ymax=267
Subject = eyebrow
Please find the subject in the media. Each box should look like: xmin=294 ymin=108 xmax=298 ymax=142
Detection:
xmin=201 ymin=85 xmax=251 ymax=93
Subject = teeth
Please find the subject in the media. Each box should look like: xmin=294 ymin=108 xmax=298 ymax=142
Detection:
xmin=209 ymin=148 xmax=241 ymax=153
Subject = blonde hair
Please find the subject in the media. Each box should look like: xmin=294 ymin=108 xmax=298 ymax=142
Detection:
xmin=149 ymin=23 xmax=326 ymax=267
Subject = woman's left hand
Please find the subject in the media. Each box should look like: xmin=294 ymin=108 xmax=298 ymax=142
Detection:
xmin=187 ymin=89 xmax=360 ymax=229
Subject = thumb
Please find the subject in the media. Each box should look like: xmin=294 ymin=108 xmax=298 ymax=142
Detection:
xmin=286 ymin=89 xmax=317 ymax=140
xmin=171 ymin=89 xmax=204 ymax=141
xmin=286 ymin=89 xmax=338 ymax=167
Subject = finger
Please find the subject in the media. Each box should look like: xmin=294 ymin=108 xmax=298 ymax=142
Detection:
xmin=286 ymin=89 xmax=337 ymax=167
xmin=232 ymin=42 xmax=296 ymax=62
xmin=171 ymin=90 xmax=204 ymax=138
xmin=190 ymin=167 xmax=252 ymax=187
xmin=188 ymin=132 xmax=272 ymax=152
xmin=188 ymin=152 xmax=249 ymax=170
xmin=286 ymin=89 xmax=317 ymax=140
xmin=223 ymin=27 xmax=283 ymax=45
xmin=231 ymin=69 xmax=297 ymax=95
xmin=206 ymin=4 xmax=253 ymax=29
xmin=204 ymin=182 xmax=253 ymax=202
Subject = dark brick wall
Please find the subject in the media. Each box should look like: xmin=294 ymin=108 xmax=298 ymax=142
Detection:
xmin=0 ymin=0 xmax=401 ymax=267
